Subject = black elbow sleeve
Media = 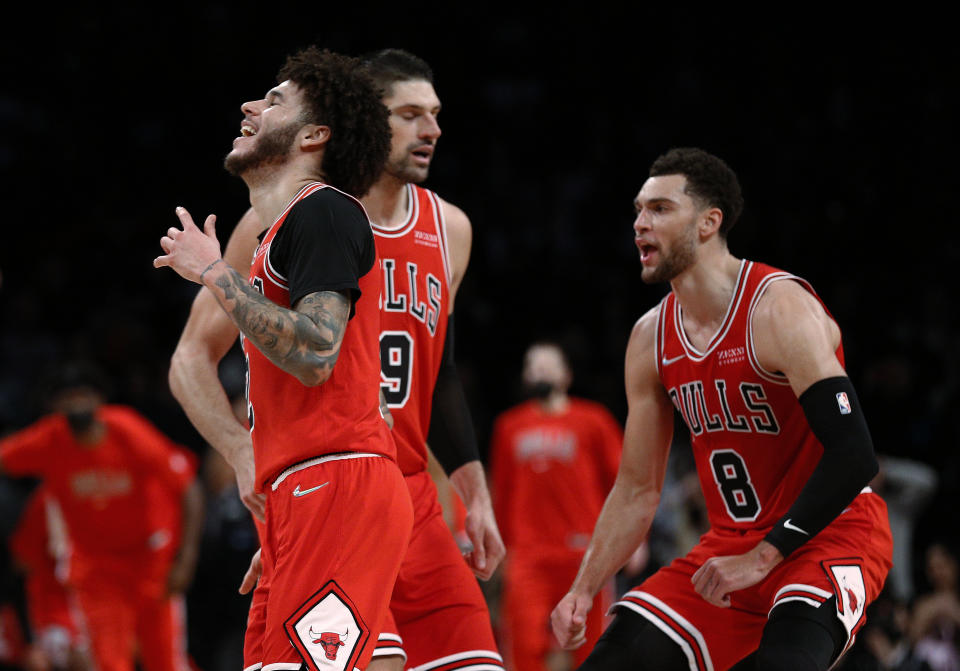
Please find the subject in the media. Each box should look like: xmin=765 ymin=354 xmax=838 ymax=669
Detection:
xmin=764 ymin=376 xmax=879 ymax=557
xmin=426 ymin=316 xmax=480 ymax=475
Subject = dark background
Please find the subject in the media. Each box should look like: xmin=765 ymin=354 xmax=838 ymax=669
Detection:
xmin=1 ymin=3 xmax=957 ymax=665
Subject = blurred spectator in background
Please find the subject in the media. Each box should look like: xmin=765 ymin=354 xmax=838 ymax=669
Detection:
xmin=0 ymin=360 xmax=203 ymax=671
xmin=859 ymin=591 xmax=933 ymax=671
xmin=8 ymin=484 xmax=90 ymax=670
xmin=870 ymin=456 xmax=939 ymax=603
xmin=185 ymin=394 xmax=259 ymax=671
xmin=909 ymin=542 xmax=960 ymax=671
xmin=489 ymin=341 xmax=625 ymax=671
xmin=0 ymin=473 xmax=38 ymax=670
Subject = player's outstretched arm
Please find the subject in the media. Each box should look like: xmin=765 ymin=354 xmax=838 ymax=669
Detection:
xmin=552 ymin=306 xmax=674 ymax=649
xmin=692 ymin=280 xmax=879 ymax=607
xmin=156 ymin=206 xmax=350 ymax=387
xmin=168 ymin=207 xmax=266 ymax=520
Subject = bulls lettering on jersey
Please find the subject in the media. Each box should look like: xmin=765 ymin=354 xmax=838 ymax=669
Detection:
xmin=656 ymin=260 xmax=844 ymax=532
xmin=372 ymin=184 xmax=452 ymax=475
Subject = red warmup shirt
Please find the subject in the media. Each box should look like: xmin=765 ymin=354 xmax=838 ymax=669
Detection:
xmin=655 ymin=260 xmax=843 ymax=533
xmin=490 ymin=398 xmax=623 ymax=555
xmin=0 ymin=406 xmax=193 ymax=578
xmin=372 ymin=183 xmax=451 ymax=476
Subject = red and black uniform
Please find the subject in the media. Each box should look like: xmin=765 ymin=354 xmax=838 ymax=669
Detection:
xmin=0 ymin=405 xmax=196 ymax=671
xmin=241 ymin=183 xmax=412 ymax=671
xmin=490 ymin=399 xmax=623 ymax=671
xmin=370 ymin=184 xmax=502 ymax=671
xmin=612 ymin=261 xmax=893 ymax=670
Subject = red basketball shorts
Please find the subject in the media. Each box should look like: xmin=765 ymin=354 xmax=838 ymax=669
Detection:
xmin=501 ymin=551 xmax=613 ymax=671
xmin=373 ymin=470 xmax=503 ymax=671
xmin=256 ymin=454 xmax=413 ymax=671
xmin=612 ymin=492 xmax=893 ymax=671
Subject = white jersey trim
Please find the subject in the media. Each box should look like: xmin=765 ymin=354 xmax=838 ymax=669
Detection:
xmin=263 ymin=242 xmax=288 ymax=289
xmin=371 ymin=646 xmax=407 ymax=660
xmin=271 ymin=453 xmax=383 ymax=490
xmin=654 ymin=297 xmax=668 ymax=378
xmin=773 ymin=583 xmax=833 ymax=601
xmin=674 ymin=260 xmax=750 ymax=362
xmin=429 ymin=189 xmax=453 ymax=286
xmin=262 ymin=664 xmax=302 ymax=671
xmin=243 ymin=664 xmax=262 ymax=671
xmin=746 ymin=272 xmax=819 ymax=386
xmin=409 ymin=649 xmax=505 ymax=671
xmin=370 ymin=183 xmax=420 ymax=237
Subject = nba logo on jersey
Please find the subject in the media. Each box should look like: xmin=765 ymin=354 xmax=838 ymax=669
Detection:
xmin=836 ymin=392 xmax=852 ymax=415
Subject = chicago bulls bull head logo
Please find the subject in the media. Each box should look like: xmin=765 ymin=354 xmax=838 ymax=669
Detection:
xmin=310 ymin=626 xmax=349 ymax=660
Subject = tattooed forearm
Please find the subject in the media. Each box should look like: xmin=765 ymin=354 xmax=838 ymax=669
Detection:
xmin=209 ymin=265 xmax=350 ymax=386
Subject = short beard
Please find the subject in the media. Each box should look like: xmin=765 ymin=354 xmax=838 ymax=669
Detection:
xmin=642 ymin=221 xmax=697 ymax=284
xmin=224 ymin=119 xmax=303 ymax=178
xmin=384 ymin=145 xmax=430 ymax=184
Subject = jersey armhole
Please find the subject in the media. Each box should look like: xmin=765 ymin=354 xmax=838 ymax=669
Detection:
xmin=431 ymin=190 xmax=453 ymax=285
xmin=746 ymin=274 xmax=818 ymax=385
xmin=654 ymin=296 xmax=668 ymax=378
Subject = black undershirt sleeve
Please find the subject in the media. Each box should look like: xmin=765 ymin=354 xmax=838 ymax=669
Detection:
xmin=269 ymin=189 xmax=375 ymax=317
xmin=427 ymin=314 xmax=481 ymax=475
xmin=764 ymin=376 xmax=879 ymax=557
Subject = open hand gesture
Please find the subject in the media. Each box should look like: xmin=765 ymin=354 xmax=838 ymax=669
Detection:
xmin=154 ymin=206 xmax=223 ymax=283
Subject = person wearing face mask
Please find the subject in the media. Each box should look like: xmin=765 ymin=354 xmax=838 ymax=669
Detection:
xmin=0 ymin=360 xmax=203 ymax=671
xmin=489 ymin=341 xmax=625 ymax=671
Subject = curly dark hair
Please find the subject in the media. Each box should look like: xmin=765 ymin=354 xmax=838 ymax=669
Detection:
xmin=277 ymin=47 xmax=390 ymax=197
xmin=360 ymin=48 xmax=434 ymax=98
xmin=649 ymin=147 xmax=744 ymax=237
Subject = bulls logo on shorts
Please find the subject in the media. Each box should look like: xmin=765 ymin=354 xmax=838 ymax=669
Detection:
xmin=822 ymin=558 xmax=867 ymax=640
xmin=285 ymin=581 xmax=370 ymax=671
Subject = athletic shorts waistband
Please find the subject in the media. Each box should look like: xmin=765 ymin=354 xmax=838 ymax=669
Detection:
xmin=271 ymin=452 xmax=383 ymax=490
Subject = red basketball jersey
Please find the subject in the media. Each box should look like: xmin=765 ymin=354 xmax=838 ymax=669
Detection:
xmin=371 ymin=184 xmax=451 ymax=476
xmin=656 ymin=260 xmax=843 ymax=534
xmin=244 ymin=183 xmax=395 ymax=489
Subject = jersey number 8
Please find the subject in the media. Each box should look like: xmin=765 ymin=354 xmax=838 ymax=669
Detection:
xmin=710 ymin=449 xmax=761 ymax=522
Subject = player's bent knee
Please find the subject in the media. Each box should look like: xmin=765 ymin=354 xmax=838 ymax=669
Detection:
xmin=755 ymin=598 xmax=845 ymax=671
xmin=577 ymin=609 xmax=688 ymax=671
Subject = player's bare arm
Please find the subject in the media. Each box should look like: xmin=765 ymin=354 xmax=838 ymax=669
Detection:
xmin=210 ymin=270 xmax=350 ymax=386
xmin=552 ymin=306 xmax=674 ymax=649
xmin=156 ymin=206 xmax=349 ymax=387
xmin=168 ymin=207 xmax=267 ymax=520
xmin=436 ymin=198 xmax=505 ymax=579
xmin=441 ymin=199 xmax=471 ymax=312
xmin=752 ymin=280 xmax=845 ymax=394
xmin=692 ymin=280 xmax=869 ymax=608
xmin=448 ymin=461 xmax=503 ymax=580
